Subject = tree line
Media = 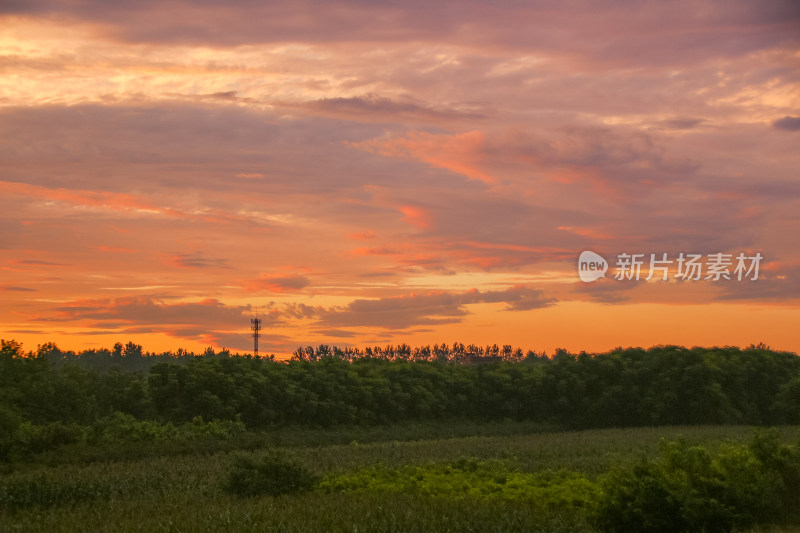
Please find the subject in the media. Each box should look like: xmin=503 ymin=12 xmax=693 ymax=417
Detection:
xmin=2 ymin=339 xmax=799 ymax=460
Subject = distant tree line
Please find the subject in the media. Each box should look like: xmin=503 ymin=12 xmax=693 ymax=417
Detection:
xmin=2 ymin=339 xmax=799 ymax=460
xmin=290 ymin=343 xmax=537 ymax=363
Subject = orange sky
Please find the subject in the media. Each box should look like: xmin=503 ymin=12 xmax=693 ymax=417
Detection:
xmin=1 ymin=1 xmax=799 ymax=356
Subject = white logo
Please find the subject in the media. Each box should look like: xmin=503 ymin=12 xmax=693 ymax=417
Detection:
xmin=578 ymin=251 xmax=608 ymax=282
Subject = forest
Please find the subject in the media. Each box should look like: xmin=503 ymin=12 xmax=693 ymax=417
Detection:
xmin=2 ymin=339 xmax=799 ymax=461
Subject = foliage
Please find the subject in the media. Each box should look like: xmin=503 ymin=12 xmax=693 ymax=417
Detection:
xmin=1 ymin=425 xmax=799 ymax=531
xmin=320 ymin=458 xmax=600 ymax=511
xmin=593 ymin=429 xmax=800 ymax=533
xmin=223 ymin=451 xmax=318 ymax=497
xmin=2 ymin=338 xmax=800 ymax=463
xmin=1 ymin=413 xmax=248 ymax=463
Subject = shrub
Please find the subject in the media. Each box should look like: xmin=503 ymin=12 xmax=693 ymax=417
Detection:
xmin=95 ymin=412 xmax=178 ymax=443
xmin=11 ymin=421 xmax=86 ymax=458
xmin=593 ymin=430 xmax=800 ymax=533
xmin=223 ymin=451 xmax=317 ymax=497
xmin=181 ymin=416 xmax=247 ymax=440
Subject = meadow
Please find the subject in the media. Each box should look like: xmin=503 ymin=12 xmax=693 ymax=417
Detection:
xmin=2 ymin=423 xmax=799 ymax=532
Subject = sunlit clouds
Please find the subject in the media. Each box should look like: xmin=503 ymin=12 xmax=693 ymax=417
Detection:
xmin=1 ymin=0 xmax=799 ymax=355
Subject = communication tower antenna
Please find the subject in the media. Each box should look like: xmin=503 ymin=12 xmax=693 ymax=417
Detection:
xmin=250 ymin=313 xmax=262 ymax=357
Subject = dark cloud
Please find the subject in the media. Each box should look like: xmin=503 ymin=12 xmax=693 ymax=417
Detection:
xmin=1 ymin=286 xmax=38 ymax=292
xmin=3 ymin=1 xmax=797 ymax=68
xmin=315 ymin=329 xmax=359 ymax=338
xmin=659 ymin=118 xmax=706 ymax=130
xmin=572 ymin=278 xmax=640 ymax=304
xmin=11 ymin=259 xmax=67 ymax=266
xmin=308 ymin=286 xmax=555 ymax=330
xmin=772 ymin=116 xmax=800 ymax=131
xmin=474 ymin=286 xmax=558 ymax=311
xmin=715 ymin=264 xmax=800 ymax=302
xmin=303 ymin=95 xmax=485 ymax=123
xmin=170 ymin=252 xmax=231 ymax=269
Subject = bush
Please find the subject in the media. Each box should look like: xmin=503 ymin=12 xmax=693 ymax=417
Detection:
xmin=95 ymin=412 xmax=178 ymax=443
xmin=223 ymin=451 xmax=317 ymax=497
xmin=593 ymin=430 xmax=800 ymax=533
xmin=181 ymin=416 xmax=247 ymax=440
xmin=11 ymin=421 xmax=87 ymax=458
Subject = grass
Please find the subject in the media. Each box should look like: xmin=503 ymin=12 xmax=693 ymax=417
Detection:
xmin=1 ymin=424 xmax=798 ymax=532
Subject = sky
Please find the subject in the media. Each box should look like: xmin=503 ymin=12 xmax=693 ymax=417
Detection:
xmin=1 ymin=0 xmax=799 ymax=357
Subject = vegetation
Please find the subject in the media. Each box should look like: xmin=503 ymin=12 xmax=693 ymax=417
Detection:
xmin=2 ymin=338 xmax=800 ymax=530
xmin=1 ymin=425 xmax=799 ymax=532
xmin=223 ymin=451 xmax=317 ymax=497
xmin=595 ymin=430 xmax=800 ymax=532
xmin=3 ymin=341 xmax=799 ymax=440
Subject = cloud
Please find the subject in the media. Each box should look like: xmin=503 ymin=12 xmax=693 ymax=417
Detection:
xmin=26 ymin=296 xmax=287 ymax=351
xmin=773 ymin=116 xmax=800 ymax=131
xmin=3 ymin=1 xmax=797 ymax=69
xmin=315 ymin=329 xmax=359 ymax=338
xmin=396 ymin=205 xmax=432 ymax=230
xmin=1 ymin=0 xmax=799 ymax=356
xmin=715 ymin=263 xmax=800 ymax=302
xmin=170 ymin=252 xmax=231 ymax=269
xmin=49 ymin=296 xmax=251 ymax=327
xmin=353 ymin=131 xmax=495 ymax=183
xmin=10 ymin=259 xmax=67 ymax=266
xmin=659 ymin=118 xmax=707 ymax=130
xmin=353 ymin=126 xmax=703 ymax=194
xmin=0 ymin=180 xmax=194 ymax=221
xmin=0 ymin=104 xmax=411 ymax=195
xmin=242 ymin=273 xmax=310 ymax=293
xmin=306 ymin=286 xmax=555 ymax=330
xmin=572 ymin=278 xmax=641 ymax=304
xmin=301 ymin=94 xmax=484 ymax=123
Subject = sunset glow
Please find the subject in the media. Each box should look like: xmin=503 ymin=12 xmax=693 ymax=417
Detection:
xmin=1 ymin=0 xmax=798 ymax=356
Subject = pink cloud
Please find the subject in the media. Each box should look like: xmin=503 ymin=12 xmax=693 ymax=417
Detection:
xmin=397 ymin=205 xmax=432 ymax=229
xmin=353 ymin=131 xmax=494 ymax=183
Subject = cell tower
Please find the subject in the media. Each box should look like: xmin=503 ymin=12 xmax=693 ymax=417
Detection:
xmin=250 ymin=315 xmax=262 ymax=356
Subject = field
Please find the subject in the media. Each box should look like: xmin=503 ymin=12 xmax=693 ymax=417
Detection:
xmin=2 ymin=423 xmax=799 ymax=532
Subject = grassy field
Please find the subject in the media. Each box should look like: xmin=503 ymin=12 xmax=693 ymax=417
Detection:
xmin=1 ymin=423 xmax=798 ymax=532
